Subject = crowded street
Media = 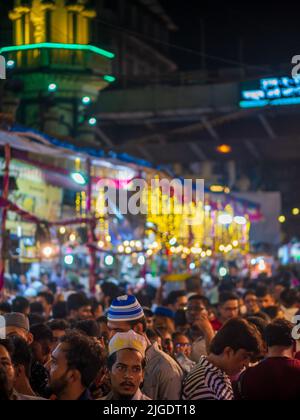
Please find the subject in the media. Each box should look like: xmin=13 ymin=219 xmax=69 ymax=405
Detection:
xmin=1 ymin=0 xmax=300 ymax=404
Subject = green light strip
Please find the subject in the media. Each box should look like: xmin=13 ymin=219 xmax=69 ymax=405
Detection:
xmin=103 ymin=75 xmax=116 ymax=83
xmin=272 ymin=97 xmax=300 ymax=106
xmin=240 ymin=97 xmax=300 ymax=109
xmin=0 ymin=43 xmax=115 ymax=59
xmin=239 ymin=100 xmax=269 ymax=109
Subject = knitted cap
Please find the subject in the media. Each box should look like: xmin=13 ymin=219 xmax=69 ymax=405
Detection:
xmin=109 ymin=330 xmax=147 ymax=357
xmin=107 ymin=295 xmax=144 ymax=322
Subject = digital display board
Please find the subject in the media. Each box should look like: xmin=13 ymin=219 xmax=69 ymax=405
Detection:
xmin=240 ymin=76 xmax=300 ymax=108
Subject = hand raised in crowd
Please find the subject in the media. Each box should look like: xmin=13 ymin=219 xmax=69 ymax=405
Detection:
xmin=192 ymin=311 xmax=215 ymax=352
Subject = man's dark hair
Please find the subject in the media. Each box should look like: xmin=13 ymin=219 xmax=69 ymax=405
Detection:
xmin=219 ymin=292 xmax=239 ymax=306
xmin=174 ymin=309 xmax=187 ymax=327
xmin=243 ymin=290 xmax=257 ymax=300
xmin=100 ymin=282 xmax=122 ymax=306
xmin=166 ymin=291 xmax=187 ymax=305
xmin=0 ymin=366 xmax=10 ymax=400
xmin=280 ymin=289 xmax=298 ymax=308
xmin=47 ymin=319 xmax=70 ymax=332
xmin=261 ymin=305 xmax=281 ymax=320
xmin=74 ymin=320 xmax=100 ymax=338
xmin=264 ymin=319 xmax=295 ymax=348
xmin=256 ymin=286 xmax=271 ymax=299
xmin=28 ymin=314 xmax=46 ymax=327
xmin=30 ymin=324 xmax=53 ymax=342
xmin=188 ymin=294 xmax=210 ymax=308
xmin=246 ymin=316 xmax=269 ymax=338
xmin=0 ymin=339 xmax=14 ymax=357
xmin=146 ymin=328 xmax=162 ymax=341
xmin=30 ymin=302 xmax=44 ymax=315
xmin=67 ymin=293 xmax=90 ymax=314
xmin=60 ymin=331 xmax=105 ymax=388
xmin=10 ymin=335 xmax=32 ymax=378
xmin=210 ymin=318 xmax=263 ymax=357
xmin=12 ymin=297 xmax=30 ymax=314
xmin=135 ymin=290 xmax=152 ymax=308
xmin=249 ymin=311 xmax=270 ymax=322
xmin=89 ymin=298 xmax=103 ymax=316
xmin=0 ymin=302 xmax=11 ymax=314
xmin=52 ymin=301 xmax=68 ymax=319
xmin=107 ymin=350 xmax=146 ymax=372
xmin=143 ymin=308 xmax=154 ymax=318
xmin=96 ymin=316 xmax=107 ymax=325
xmin=172 ymin=331 xmax=190 ymax=342
xmin=38 ymin=292 xmax=54 ymax=306
xmin=47 ymin=282 xmax=57 ymax=296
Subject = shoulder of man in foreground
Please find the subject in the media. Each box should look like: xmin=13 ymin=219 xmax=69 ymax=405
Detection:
xmin=14 ymin=392 xmax=47 ymax=401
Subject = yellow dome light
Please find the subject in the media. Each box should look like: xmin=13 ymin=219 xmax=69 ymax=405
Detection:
xmin=210 ymin=185 xmax=224 ymax=193
xmin=216 ymin=144 xmax=232 ymax=154
xmin=278 ymin=215 xmax=286 ymax=224
xmin=69 ymin=233 xmax=76 ymax=242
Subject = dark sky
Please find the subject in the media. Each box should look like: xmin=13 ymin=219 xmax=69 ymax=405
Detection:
xmin=160 ymin=0 xmax=300 ymax=71
xmin=2 ymin=0 xmax=300 ymax=72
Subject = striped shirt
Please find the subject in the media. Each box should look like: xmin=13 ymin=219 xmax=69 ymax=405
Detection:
xmin=182 ymin=356 xmax=234 ymax=400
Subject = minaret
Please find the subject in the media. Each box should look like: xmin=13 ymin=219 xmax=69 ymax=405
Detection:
xmin=1 ymin=0 xmax=115 ymax=146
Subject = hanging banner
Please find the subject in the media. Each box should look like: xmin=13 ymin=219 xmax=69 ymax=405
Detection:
xmin=0 ymin=159 xmax=63 ymax=234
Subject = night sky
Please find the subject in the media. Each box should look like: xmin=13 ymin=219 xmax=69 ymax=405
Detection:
xmin=2 ymin=1 xmax=300 ymax=71
xmin=160 ymin=0 xmax=300 ymax=71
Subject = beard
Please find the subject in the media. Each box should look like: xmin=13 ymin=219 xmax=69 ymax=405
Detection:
xmin=114 ymin=382 xmax=137 ymax=400
xmin=49 ymin=373 xmax=69 ymax=399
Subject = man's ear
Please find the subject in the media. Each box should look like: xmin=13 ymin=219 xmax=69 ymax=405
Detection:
xmin=27 ymin=332 xmax=34 ymax=345
xmin=14 ymin=364 xmax=23 ymax=379
xmin=223 ymin=346 xmax=234 ymax=358
xmin=68 ymin=369 xmax=81 ymax=384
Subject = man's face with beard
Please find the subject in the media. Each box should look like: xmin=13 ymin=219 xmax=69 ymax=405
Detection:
xmin=110 ymin=349 xmax=144 ymax=400
xmin=0 ymin=345 xmax=15 ymax=396
xmin=48 ymin=343 xmax=71 ymax=398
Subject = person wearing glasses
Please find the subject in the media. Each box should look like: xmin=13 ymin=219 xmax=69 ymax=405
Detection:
xmin=172 ymin=332 xmax=196 ymax=374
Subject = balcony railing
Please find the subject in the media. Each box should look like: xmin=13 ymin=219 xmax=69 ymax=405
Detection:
xmin=0 ymin=43 xmax=115 ymax=76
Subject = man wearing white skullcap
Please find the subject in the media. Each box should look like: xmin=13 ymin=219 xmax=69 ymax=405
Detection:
xmin=100 ymin=330 xmax=151 ymax=401
xmin=106 ymin=295 xmax=183 ymax=400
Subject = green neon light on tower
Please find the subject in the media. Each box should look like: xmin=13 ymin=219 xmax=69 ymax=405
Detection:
xmin=103 ymin=75 xmax=117 ymax=83
xmin=0 ymin=43 xmax=115 ymax=60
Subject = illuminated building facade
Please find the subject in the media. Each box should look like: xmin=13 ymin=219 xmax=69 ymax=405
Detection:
xmin=1 ymin=0 xmax=115 ymax=145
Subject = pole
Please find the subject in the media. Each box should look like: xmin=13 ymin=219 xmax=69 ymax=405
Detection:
xmin=86 ymin=158 xmax=97 ymax=293
xmin=0 ymin=144 xmax=11 ymax=292
xmin=200 ymin=19 xmax=206 ymax=72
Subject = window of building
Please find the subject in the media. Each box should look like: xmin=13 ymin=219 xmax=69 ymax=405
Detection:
xmin=45 ymin=10 xmax=51 ymax=42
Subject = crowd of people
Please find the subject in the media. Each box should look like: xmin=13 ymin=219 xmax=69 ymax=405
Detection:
xmin=1 ymin=267 xmax=300 ymax=400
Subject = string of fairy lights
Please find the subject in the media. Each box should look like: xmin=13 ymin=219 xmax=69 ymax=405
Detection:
xmin=52 ymin=164 xmax=252 ymax=270
xmin=278 ymin=208 xmax=300 ymax=224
